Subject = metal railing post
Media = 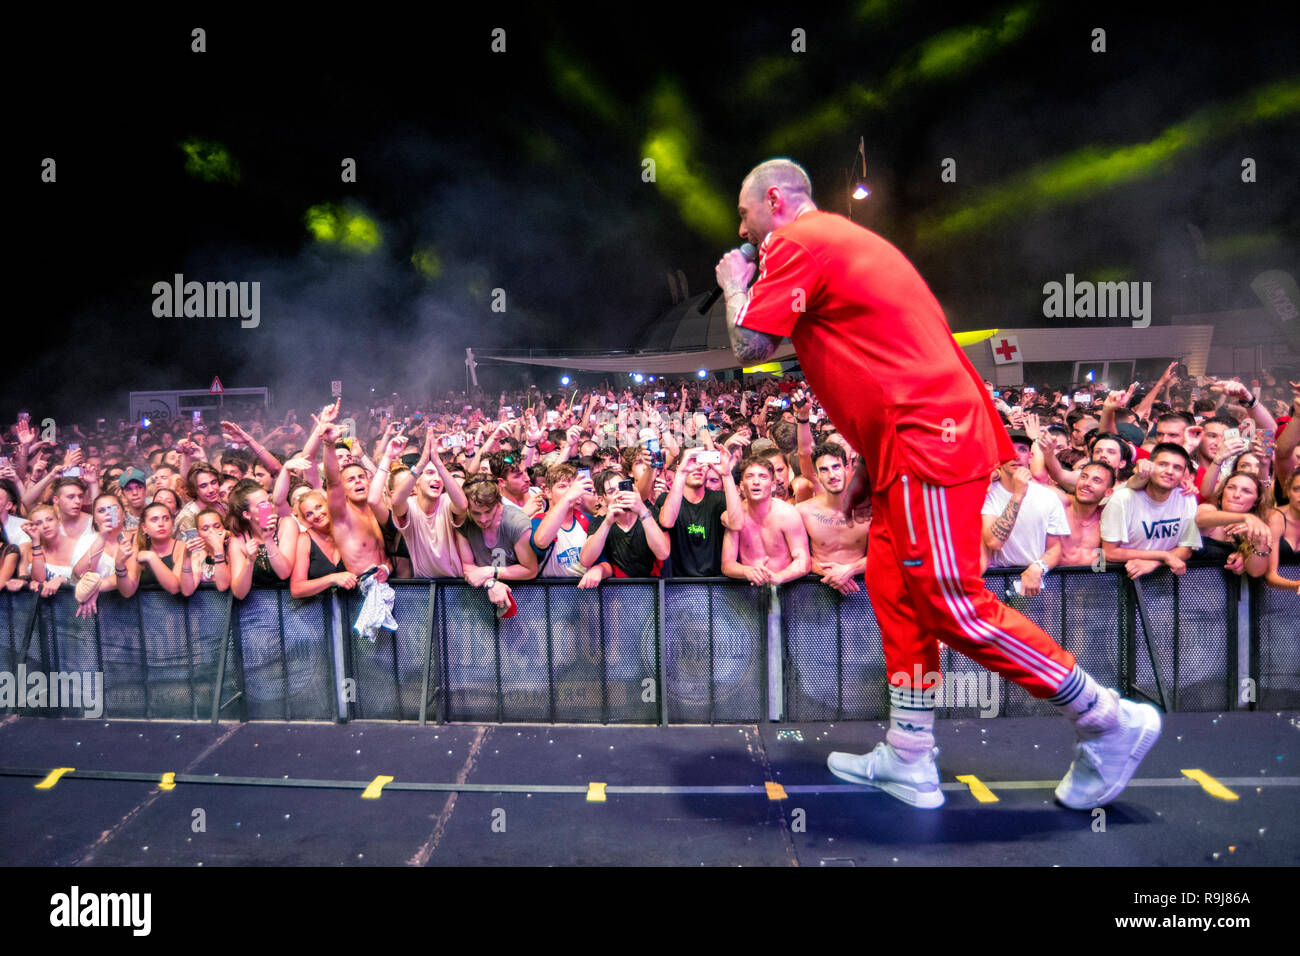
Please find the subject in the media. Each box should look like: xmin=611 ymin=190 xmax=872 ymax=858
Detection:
xmin=766 ymin=583 xmax=782 ymax=722
xmin=657 ymin=578 xmax=668 ymax=726
xmin=419 ymin=581 xmax=437 ymax=726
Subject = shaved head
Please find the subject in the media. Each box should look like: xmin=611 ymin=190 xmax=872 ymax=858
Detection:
xmin=741 ymin=158 xmax=813 ymax=203
xmin=736 ymin=158 xmax=818 ymax=246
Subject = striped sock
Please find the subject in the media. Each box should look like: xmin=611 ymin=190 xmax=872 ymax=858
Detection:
xmin=886 ymin=684 xmax=936 ymax=761
xmin=1049 ymin=666 xmax=1118 ymax=737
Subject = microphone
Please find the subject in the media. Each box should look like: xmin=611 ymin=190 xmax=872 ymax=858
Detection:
xmin=697 ymin=242 xmax=758 ymax=314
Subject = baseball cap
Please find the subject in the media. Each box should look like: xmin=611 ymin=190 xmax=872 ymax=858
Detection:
xmin=1007 ymin=430 xmax=1032 ymax=447
xmin=1116 ymin=422 xmax=1146 ymax=448
xmin=118 ymin=468 xmax=147 ymax=488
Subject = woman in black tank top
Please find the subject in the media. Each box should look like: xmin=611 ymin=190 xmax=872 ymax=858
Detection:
xmin=1194 ymin=472 xmax=1271 ymax=577
xmin=120 ymin=503 xmax=182 ymax=596
xmin=290 ymin=489 xmax=358 ymax=598
xmin=1264 ymin=471 xmax=1300 ymax=594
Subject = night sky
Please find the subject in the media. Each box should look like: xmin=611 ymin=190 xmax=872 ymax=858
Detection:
xmin=13 ymin=3 xmax=1298 ymax=421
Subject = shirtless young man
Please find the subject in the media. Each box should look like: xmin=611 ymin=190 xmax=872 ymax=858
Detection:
xmin=1054 ymin=461 xmax=1116 ymax=567
xmin=722 ymin=456 xmax=810 ymax=586
xmin=795 ymin=442 xmax=869 ymax=594
xmin=319 ymin=401 xmax=389 ymax=579
xmin=51 ymin=477 xmax=96 ymax=564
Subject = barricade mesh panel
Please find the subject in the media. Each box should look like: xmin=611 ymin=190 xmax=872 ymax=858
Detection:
xmin=546 ymin=580 xmax=661 ymax=723
xmin=1175 ymin=565 xmax=1234 ymax=711
xmin=237 ymin=590 xmax=334 ymax=721
xmin=53 ymin=596 xmax=129 ymax=716
xmin=1129 ymin=566 xmax=1232 ymax=712
xmin=1255 ymin=560 xmax=1300 ymax=708
xmin=663 ymin=580 xmax=764 ymax=723
xmin=337 ymin=583 xmax=432 ymax=721
xmin=783 ymin=579 xmax=888 ymax=721
xmin=599 ymin=580 xmax=661 ymax=723
xmin=1 ymin=591 xmax=43 ymax=715
xmin=136 ymin=589 xmax=220 ymax=721
xmin=440 ymin=582 xmax=507 ymax=722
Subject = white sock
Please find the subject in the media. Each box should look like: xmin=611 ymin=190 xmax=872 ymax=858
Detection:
xmin=886 ymin=684 xmax=936 ymax=761
xmin=1049 ymin=666 xmax=1118 ymax=737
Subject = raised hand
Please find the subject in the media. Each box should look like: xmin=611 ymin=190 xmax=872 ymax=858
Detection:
xmin=724 ymin=433 xmax=751 ymax=460
xmin=221 ymin=421 xmax=251 ymax=444
xmin=525 ymin=416 xmax=544 ymax=446
xmin=1023 ymin=413 xmax=1042 ymax=442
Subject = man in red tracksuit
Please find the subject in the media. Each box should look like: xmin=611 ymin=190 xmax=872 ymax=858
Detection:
xmin=716 ymin=158 xmax=1161 ymax=809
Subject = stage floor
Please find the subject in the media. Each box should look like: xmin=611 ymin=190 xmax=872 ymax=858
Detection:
xmin=1 ymin=711 xmax=1295 ymax=866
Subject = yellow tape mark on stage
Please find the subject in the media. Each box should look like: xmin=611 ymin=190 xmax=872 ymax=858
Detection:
xmin=956 ymin=774 xmax=998 ymax=803
xmin=765 ymin=781 xmax=788 ymax=801
xmin=1181 ymin=769 xmax=1238 ymax=801
xmin=34 ymin=768 xmax=75 ymax=790
xmin=586 ymin=782 xmax=607 ymax=803
xmin=159 ymin=772 xmax=176 ymax=792
xmin=361 ymin=775 xmax=395 ymax=799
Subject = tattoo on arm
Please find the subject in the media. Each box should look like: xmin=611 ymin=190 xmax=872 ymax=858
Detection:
xmin=991 ymin=499 xmax=1021 ymax=543
xmin=728 ymin=322 xmax=780 ymax=364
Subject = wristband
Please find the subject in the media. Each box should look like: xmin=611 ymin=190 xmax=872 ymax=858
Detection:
xmin=31 ymin=548 xmax=42 ymax=555
xmin=796 ymin=418 xmax=809 ymax=424
xmin=1033 ymin=559 xmax=1050 ymax=577
xmin=213 ymin=556 xmax=226 ymax=565
xmin=182 ymin=565 xmax=194 ymax=574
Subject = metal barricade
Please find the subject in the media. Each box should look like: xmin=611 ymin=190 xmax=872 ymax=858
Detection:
xmin=0 ymin=563 xmax=1293 ymax=723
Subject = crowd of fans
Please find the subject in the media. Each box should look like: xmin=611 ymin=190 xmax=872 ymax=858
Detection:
xmin=1 ymin=361 xmax=1297 ymax=626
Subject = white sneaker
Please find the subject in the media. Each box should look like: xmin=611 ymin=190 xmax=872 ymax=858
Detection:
xmin=827 ymin=743 xmax=945 ymax=809
xmin=1055 ymin=698 xmax=1162 ymax=810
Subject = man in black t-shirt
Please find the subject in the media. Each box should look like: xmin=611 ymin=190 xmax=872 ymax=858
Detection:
xmin=582 ymin=470 xmax=672 ymax=577
xmin=654 ymin=447 xmax=743 ymax=577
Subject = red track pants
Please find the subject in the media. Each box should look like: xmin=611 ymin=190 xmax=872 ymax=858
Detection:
xmin=866 ymin=472 xmax=1075 ymax=697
